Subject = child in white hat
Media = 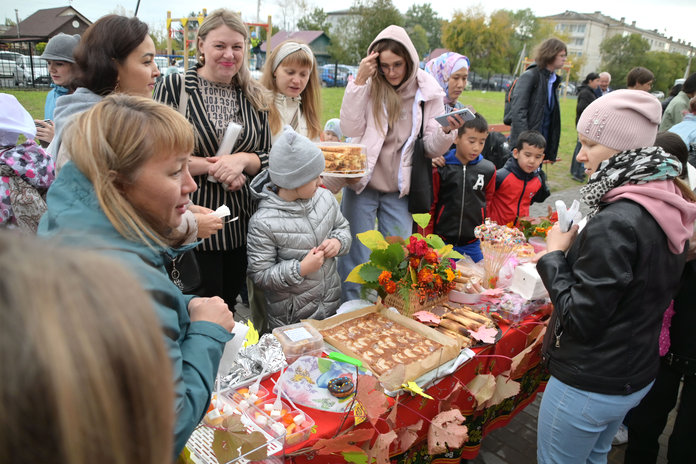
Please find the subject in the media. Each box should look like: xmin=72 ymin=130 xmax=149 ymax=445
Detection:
xmin=247 ymin=127 xmax=351 ymax=330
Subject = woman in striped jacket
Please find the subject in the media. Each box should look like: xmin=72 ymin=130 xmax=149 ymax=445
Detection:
xmin=154 ymin=8 xmax=271 ymax=308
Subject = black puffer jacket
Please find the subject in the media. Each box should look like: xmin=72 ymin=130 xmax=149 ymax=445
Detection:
xmin=575 ymin=83 xmax=597 ymax=125
xmin=537 ymin=199 xmax=686 ymax=395
xmin=508 ymin=64 xmax=561 ymax=161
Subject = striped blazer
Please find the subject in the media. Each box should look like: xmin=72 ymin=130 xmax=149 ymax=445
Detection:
xmin=154 ymin=67 xmax=271 ymax=251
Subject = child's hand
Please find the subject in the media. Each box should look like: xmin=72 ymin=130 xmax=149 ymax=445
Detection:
xmin=317 ymin=238 xmax=341 ymax=258
xmin=194 ymin=212 xmax=223 ymax=239
xmin=432 ymin=156 xmax=446 ymax=167
xmin=300 ymin=248 xmax=325 ymax=276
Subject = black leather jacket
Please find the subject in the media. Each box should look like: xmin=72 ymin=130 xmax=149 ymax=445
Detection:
xmin=537 ymin=199 xmax=686 ymax=395
xmin=509 ymin=64 xmax=561 ymax=161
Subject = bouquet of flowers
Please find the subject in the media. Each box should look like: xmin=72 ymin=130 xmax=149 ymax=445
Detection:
xmin=346 ymin=214 xmax=463 ymax=315
xmin=515 ymin=209 xmax=558 ymax=240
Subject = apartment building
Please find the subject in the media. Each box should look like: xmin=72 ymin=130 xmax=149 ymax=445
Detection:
xmin=542 ymin=10 xmax=694 ymax=77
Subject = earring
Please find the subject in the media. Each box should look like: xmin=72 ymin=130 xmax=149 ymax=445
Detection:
xmin=114 ymin=80 xmax=121 ymax=93
xmin=198 ymin=54 xmax=205 ymax=65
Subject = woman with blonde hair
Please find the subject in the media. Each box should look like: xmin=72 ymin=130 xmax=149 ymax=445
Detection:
xmin=261 ymin=39 xmax=322 ymax=141
xmin=0 ymin=232 xmax=174 ymax=464
xmin=155 ymin=8 xmax=271 ymax=309
xmin=38 ymin=94 xmax=236 ymax=456
xmin=323 ymin=25 xmax=462 ymax=302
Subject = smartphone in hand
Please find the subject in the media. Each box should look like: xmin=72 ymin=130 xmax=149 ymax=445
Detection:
xmin=434 ymin=108 xmax=476 ymax=127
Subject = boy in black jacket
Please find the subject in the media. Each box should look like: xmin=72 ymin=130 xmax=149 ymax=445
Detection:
xmin=430 ymin=113 xmax=496 ymax=262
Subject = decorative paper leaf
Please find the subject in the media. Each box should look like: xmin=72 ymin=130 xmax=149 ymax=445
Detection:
xmin=385 ymin=396 xmax=399 ymax=428
xmin=342 ymin=451 xmax=369 ymax=464
xmin=359 ymin=263 xmax=386 ymax=284
xmin=242 ymin=320 xmax=258 ymax=348
xmin=312 ymin=428 xmax=375 ymax=454
xmin=425 ymin=234 xmax=446 ymax=250
xmin=466 ymin=373 xmax=496 ymax=410
xmin=357 ymin=230 xmax=389 ymax=250
xmin=413 ymin=213 xmax=431 ymax=230
xmin=355 ymin=374 xmax=388 ymax=426
xmin=438 ymin=382 xmax=463 ymax=413
xmin=211 ymin=415 xmax=268 ymax=463
xmin=510 ymin=326 xmax=546 ymax=379
xmin=485 ymin=374 xmax=520 ymax=408
xmin=367 ymin=430 xmax=397 ymax=464
xmin=427 ymin=409 xmax=468 ymax=455
xmin=468 ymin=325 xmax=498 ymax=344
xmin=353 ymin=401 xmax=367 ymax=426
xmin=412 ymin=311 xmax=441 ymax=325
xmin=395 ymin=420 xmax=423 ymax=452
xmin=346 ymin=263 xmax=368 ymax=284
xmin=402 ymin=381 xmax=433 ymax=400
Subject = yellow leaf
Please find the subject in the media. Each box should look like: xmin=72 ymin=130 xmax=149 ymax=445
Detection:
xmin=412 ymin=213 xmax=432 ymax=229
xmin=345 ymin=263 xmax=368 ymax=284
xmin=402 ymin=381 xmax=433 ymax=400
xmin=353 ymin=401 xmax=367 ymax=426
xmin=357 ymin=230 xmax=389 ymax=250
xmin=243 ymin=321 xmax=259 ymax=348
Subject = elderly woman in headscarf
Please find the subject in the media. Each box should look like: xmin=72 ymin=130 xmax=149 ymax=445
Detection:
xmin=425 ymin=52 xmax=473 ymax=166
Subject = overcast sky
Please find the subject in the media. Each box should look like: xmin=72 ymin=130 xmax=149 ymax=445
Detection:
xmin=4 ymin=0 xmax=695 ymax=51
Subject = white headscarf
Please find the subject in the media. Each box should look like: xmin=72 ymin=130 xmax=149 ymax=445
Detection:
xmin=0 ymin=94 xmax=36 ymax=146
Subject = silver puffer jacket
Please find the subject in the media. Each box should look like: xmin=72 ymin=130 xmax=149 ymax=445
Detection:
xmin=247 ymin=171 xmax=351 ymax=328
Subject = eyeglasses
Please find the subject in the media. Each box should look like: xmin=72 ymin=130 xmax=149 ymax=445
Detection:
xmin=378 ymin=61 xmax=404 ymax=75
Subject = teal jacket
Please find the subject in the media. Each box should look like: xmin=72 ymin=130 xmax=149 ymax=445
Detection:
xmin=38 ymin=162 xmax=233 ymax=456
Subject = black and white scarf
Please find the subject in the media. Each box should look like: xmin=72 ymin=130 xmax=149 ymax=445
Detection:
xmin=580 ymin=146 xmax=682 ymax=218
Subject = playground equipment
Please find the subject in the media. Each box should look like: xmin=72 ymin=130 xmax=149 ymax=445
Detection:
xmin=165 ymin=10 xmax=272 ymax=71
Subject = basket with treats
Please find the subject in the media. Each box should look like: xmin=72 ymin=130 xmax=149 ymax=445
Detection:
xmin=317 ymin=142 xmax=367 ymax=177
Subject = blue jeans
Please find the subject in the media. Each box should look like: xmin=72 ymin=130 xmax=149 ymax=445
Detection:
xmin=537 ymin=376 xmax=653 ymax=464
xmin=453 ymin=240 xmax=483 ymax=262
xmin=338 ymin=187 xmax=412 ymax=302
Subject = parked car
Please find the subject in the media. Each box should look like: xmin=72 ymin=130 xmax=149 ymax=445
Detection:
xmin=0 ymin=51 xmax=24 ymax=85
xmin=490 ymin=74 xmax=514 ymax=92
xmin=651 ymin=90 xmax=665 ymax=100
xmin=558 ymin=82 xmax=576 ymax=96
xmin=320 ymin=64 xmax=350 ymax=87
xmin=16 ymin=55 xmax=50 ymax=85
xmin=467 ymin=71 xmax=497 ymax=91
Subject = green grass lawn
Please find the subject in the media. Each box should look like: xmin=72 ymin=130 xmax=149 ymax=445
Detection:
xmin=6 ymin=86 xmax=579 ymax=192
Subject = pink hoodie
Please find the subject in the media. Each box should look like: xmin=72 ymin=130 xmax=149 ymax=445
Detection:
xmin=322 ymin=25 xmax=455 ymax=197
xmin=603 ymin=180 xmax=696 ymax=254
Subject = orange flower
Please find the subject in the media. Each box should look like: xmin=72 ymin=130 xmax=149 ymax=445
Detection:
xmin=384 ymin=280 xmax=397 ymax=294
xmin=417 ymin=268 xmax=434 ymax=284
xmin=409 ymin=257 xmax=421 ymax=269
xmin=424 ymin=250 xmax=438 ymax=264
xmin=445 ymin=268 xmax=455 ymax=281
xmin=378 ymin=270 xmax=392 ymax=286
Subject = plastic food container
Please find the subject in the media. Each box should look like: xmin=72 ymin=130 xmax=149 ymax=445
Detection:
xmin=316 ymin=141 xmax=367 ymax=177
xmin=230 ymin=384 xmax=270 ymax=409
xmin=272 ymin=322 xmax=324 ymax=364
xmin=448 ymin=289 xmax=482 ymax=305
xmin=258 ymin=399 xmax=315 ymax=448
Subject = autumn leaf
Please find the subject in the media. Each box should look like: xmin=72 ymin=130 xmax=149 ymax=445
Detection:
xmin=412 ymin=213 xmax=431 ymax=230
xmin=357 ymin=229 xmax=389 ymax=250
xmin=312 ymin=428 xmax=376 ymax=454
xmin=342 ymin=451 xmax=369 ymax=464
xmin=385 ymin=396 xmax=399 ymax=428
xmin=240 ymin=431 xmax=269 ymax=461
xmin=395 ymin=420 xmax=423 ymax=452
xmin=355 ymin=374 xmax=388 ymax=426
xmin=413 ymin=311 xmax=441 ymax=325
xmin=212 ymin=429 xmax=243 ymax=464
xmin=346 ymin=263 xmax=368 ymax=284
xmin=367 ymin=430 xmax=397 ymax=464
xmin=510 ymin=326 xmax=546 ymax=379
xmin=484 ymin=374 xmax=520 ymax=408
xmin=466 ymin=373 xmax=496 ymax=410
xmin=438 ymin=382 xmax=463 ymax=413
xmin=468 ymin=325 xmax=498 ymax=344
xmin=427 ymin=409 xmax=468 ymax=455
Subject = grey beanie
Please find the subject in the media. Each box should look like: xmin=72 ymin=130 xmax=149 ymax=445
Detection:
xmin=40 ymin=33 xmax=80 ymax=63
xmin=269 ymin=126 xmax=325 ymax=189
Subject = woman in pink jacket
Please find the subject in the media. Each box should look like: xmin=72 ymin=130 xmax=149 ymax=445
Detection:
xmin=322 ymin=25 xmax=462 ymax=301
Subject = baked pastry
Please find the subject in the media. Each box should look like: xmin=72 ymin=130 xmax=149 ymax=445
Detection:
xmin=327 ymin=376 xmax=355 ymax=398
xmin=320 ymin=313 xmax=442 ymax=375
xmin=320 ymin=144 xmax=366 ymax=173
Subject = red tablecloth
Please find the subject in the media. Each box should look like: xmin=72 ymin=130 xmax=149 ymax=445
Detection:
xmin=273 ymin=310 xmax=550 ymax=463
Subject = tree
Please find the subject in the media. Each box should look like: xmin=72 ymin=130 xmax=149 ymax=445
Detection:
xmin=327 ymin=0 xmax=404 ymax=65
xmin=297 ymin=7 xmax=330 ymax=33
xmin=600 ymin=33 xmax=650 ymax=89
xmin=410 ymin=24 xmax=429 ymax=60
xmin=4 ymin=17 xmax=16 ymax=26
xmin=404 ymin=3 xmax=443 ymax=51
xmin=643 ymin=51 xmax=688 ymax=94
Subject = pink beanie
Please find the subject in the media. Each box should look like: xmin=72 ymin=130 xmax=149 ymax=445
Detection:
xmin=577 ymin=89 xmax=661 ymax=151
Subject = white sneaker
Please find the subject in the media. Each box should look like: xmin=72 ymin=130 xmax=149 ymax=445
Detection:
xmin=612 ymin=424 xmax=628 ymax=446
